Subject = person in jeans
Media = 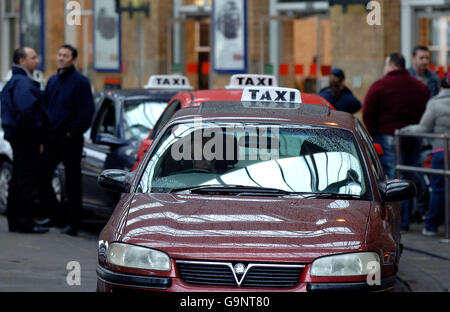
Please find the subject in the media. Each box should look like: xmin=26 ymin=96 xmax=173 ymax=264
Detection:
xmin=363 ymin=53 xmax=430 ymax=232
xmin=400 ymin=74 xmax=450 ymax=236
xmin=0 ymin=47 xmax=49 ymax=233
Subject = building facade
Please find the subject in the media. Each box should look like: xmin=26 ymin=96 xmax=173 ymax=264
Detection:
xmin=1 ymin=0 xmax=449 ymax=105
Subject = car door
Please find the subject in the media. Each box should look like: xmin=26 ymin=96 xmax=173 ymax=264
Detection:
xmin=81 ymin=96 xmax=120 ymax=215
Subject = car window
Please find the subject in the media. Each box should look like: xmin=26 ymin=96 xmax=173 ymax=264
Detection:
xmin=149 ymin=100 xmax=181 ymax=140
xmin=96 ymin=99 xmax=116 ymax=136
xmin=123 ymin=100 xmax=167 ymax=142
xmin=355 ymin=119 xmax=384 ymax=180
xmin=137 ymin=122 xmax=370 ymax=199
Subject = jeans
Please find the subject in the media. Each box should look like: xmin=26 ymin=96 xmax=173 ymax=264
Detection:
xmin=373 ymin=134 xmax=422 ymax=230
xmin=424 ymin=151 xmax=447 ymax=232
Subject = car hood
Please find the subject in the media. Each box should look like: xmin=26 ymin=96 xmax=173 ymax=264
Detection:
xmin=118 ymin=193 xmax=371 ymax=263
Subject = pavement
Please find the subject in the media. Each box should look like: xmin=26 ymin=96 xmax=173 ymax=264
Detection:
xmin=397 ymin=222 xmax=450 ymax=292
xmin=0 ymin=216 xmax=99 ymax=292
xmin=0 ymin=214 xmax=449 ymax=292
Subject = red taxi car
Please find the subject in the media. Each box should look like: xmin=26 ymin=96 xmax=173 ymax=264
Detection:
xmin=96 ymin=87 xmax=415 ymax=292
xmin=132 ymin=75 xmax=333 ymax=170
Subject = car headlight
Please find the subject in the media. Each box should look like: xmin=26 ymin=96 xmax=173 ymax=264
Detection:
xmin=311 ymin=252 xmax=380 ymax=276
xmin=106 ymin=243 xmax=171 ymax=271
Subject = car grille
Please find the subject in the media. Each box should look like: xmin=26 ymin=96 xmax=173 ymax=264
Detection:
xmin=176 ymin=260 xmax=305 ymax=288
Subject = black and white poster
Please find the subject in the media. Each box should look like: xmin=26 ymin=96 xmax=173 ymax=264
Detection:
xmin=213 ymin=0 xmax=247 ymax=73
xmin=20 ymin=0 xmax=45 ymax=70
xmin=94 ymin=0 xmax=121 ymax=71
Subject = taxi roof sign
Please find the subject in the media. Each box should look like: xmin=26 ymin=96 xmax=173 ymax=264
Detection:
xmin=225 ymin=74 xmax=278 ymax=89
xmin=145 ymin=75 xmax=193 ymax=90
xmin=241 ymin=87 xmax=302 ymax=104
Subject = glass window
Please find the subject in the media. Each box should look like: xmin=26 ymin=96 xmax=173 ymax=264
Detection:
xmin=123 ymin=100 xmax=167 ymax=142
xmin=137 ymin=122 xmax=370 ymax=199
xmin=432 ymin=19 xmax=440 ymax=46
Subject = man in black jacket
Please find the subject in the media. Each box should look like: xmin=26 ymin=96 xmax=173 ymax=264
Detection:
xmin=40 ymin=44 xmax=94 ymax=236
xmin=0 ymin=47 xmax=49 ymax=233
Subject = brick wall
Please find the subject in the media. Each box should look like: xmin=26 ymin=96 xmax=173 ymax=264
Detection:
xmin=30 ymin=0 xmax=402 ymax=94
xmin=330 ymin=0 xmax=401 ymax=120
xmin=44 ymin=0 xmax=65 ymax=79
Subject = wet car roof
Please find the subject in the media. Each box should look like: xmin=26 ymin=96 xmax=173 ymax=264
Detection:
xmin=169 ymin=101 xmax=356 ymax=130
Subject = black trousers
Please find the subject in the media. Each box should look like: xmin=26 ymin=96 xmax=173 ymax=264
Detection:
xmin=39 ymin=133 xmax=83 ymax=230
xmin=7 ymin=136 xmax=41 ymax=231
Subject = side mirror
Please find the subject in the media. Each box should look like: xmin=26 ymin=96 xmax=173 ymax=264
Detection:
xmin=94 ymin=133 xmax=126 ymax=146
xmin=373 ymin=143 xmax=383 ymax=156
xmin=98 ymin=169 xmax=134 ymax=193
xmin=378 ymin=179 xmax=416 ymax=202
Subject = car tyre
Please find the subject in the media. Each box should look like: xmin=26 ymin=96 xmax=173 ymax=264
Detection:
xmin=0 ymin=161 xmax=12 ymax=215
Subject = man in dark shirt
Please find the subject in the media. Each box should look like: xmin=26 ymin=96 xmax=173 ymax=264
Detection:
xmin=0 ymin=47 xmax=49 ymax=233
xmin=40 ymin=44 xmax=94 ymax=236
xmin=363 ymin=53 xmax=430 ymax=231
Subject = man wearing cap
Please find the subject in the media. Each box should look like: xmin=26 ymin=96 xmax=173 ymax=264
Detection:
xmin=363 ymin=53 xmax=430 ymax=232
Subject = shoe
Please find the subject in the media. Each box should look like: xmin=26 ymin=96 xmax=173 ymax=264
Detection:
xmin=422 ymin=228 xmax=437 ymax=236
xmin=61 ymin=225 xmax=78 ymax=236
xmin=29 ymin=225 xmax=50 ymax=234
xmin=10 ymin=224 xmax=49 ymax=234
xmin=35 ymin=218 xmax=52 ymax=227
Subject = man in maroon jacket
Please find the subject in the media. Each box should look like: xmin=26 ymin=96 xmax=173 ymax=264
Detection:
xmin=363 ymin=52 xmax=430 ymax=231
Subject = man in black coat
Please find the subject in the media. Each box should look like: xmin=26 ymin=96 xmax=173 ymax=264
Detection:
xmin=0 ymin=47 xmax=49 ymax=233
xmin=40 ymin=44 xmax=95 ymax=236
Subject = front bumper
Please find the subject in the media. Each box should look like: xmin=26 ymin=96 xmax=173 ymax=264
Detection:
xmin=307 ymin=275 xmax=397 ymax=292
xmin=96 ymin=266 xmax=172 ymax=290
xmin=96 ymin=265 xmax=396 ymax=292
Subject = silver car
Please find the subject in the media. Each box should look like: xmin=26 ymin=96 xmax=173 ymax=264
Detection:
xmin=0 ymin=121 xmax=13 ymax=214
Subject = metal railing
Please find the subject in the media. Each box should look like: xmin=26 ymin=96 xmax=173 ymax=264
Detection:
xmin=394 ymin=130 xmax=450 ymax=243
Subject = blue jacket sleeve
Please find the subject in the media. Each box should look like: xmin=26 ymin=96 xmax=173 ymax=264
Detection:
xmin=13 ymin=79 xmax=44 ymax=130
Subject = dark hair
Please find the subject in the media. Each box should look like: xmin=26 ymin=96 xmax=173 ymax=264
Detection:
xmin=412 ymin=45 xmax=430 ymax=57
xmin=330 ymin=68 xmax=345 ymax=97
xmin=13 ymin=47 xmax=27 ymax=65
xmin=442 ymin=73 xmax=450 ymax=89
xmin=388 ymin=53 xmax=406 ymax=70
xmin=59 ymin=44 xmax=78 ymax=59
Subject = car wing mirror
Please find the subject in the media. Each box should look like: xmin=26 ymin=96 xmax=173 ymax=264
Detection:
xmin=373 ymin=143 xmax=383 ymax=156
xmin=378 ymin=179 xmax=416 ymax=202
xmin=94 ymin=133 xmax=126 ymax=146
xmin=98 ymin=169 xmax=134 ymax=193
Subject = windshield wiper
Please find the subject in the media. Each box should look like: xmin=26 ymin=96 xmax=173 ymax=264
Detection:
xmin=169 ymin=185 xmax=291 ymax=196
xmin=300 ymin=193 xmax=362 ymax=200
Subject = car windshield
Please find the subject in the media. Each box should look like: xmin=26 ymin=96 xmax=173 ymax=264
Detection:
xmin=137 ymin=122 xmax=369 ymax=198
xmin=123 ymin=100 xmax=167 ymax=141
